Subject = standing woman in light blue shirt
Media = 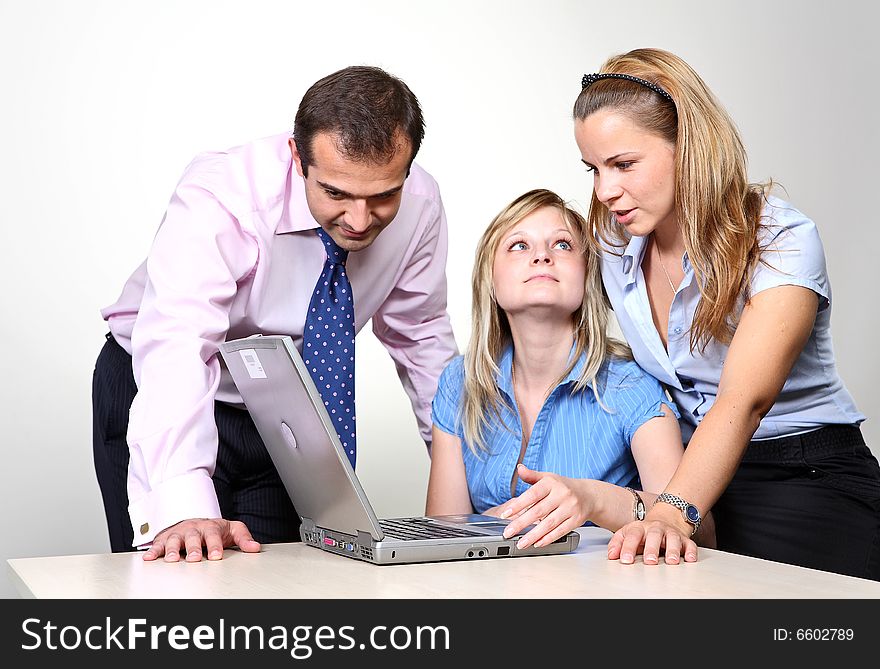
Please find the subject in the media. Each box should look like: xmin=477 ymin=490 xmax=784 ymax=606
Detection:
xmin=573 ymin=48 xmax=879 ymax=580
xmin=426 ymin=189 xmax=712 ymax=558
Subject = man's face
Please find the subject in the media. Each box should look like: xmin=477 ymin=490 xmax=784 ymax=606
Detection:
xmin=291 ymin=132 xmax=411 ymax=253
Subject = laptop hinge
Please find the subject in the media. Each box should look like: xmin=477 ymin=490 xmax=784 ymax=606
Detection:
xmin=301 ymin=518 xmax=317 ymax=532
xmin=358 ymin=529 xmax=381 ymax=545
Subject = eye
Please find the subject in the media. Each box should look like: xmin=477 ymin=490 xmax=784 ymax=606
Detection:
xmin=583 ymin=164 xmax=596 ymax=174
xmin=553 ymin=240 xmax=573 ymax=251
xmin=508 ymin=241 xmax=528 ymax=251
xmin=324 ymin=189 xmax=345 ymax=200
xmin=616 ymin=161 xmax=634 ymax=170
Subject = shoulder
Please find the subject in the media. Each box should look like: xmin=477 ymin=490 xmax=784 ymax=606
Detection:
xmin=388 ymin=162 xmax=447 ymax=244
xmin=600 ymin=356 xmax=661 ymax=392
xmin=595 ymin=356 xmax=678 ymax=422
xmin=401 ymin=162 xmax=445 ymax=226
xmin=402 ymin=162 xmax=442 ymax=199
xmin=178 ymin=133 xmax=292 ymax=211
xmin=752 ymin=196 xmax=829 ymax=303
xmin=436 ymin=355 xmax=466 ymax=393
xmin=433 ymin=356 xmax=466 ymax=413
xmin=757 ymin=196 xmax=825 ymax=256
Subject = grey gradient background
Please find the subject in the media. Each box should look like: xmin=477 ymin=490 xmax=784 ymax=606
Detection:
xmin=1 ymin=0 xmax=877 ymax=597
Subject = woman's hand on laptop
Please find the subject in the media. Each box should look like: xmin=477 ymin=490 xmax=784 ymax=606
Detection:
xmin=498 ymin=465 xmax=594 ymax=549
xmin=142 ymin=519 xmax=262 ymax=562
xmin=481 ymin=503 xmax=522 ymax=519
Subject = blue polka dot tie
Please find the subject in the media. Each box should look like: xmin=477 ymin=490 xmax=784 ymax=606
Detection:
xmin=303 ymin=228 xmax=357 ymax=468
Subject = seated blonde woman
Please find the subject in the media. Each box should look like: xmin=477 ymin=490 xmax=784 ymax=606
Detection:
xmin=426 ymin=189 xmax=713 ymax=564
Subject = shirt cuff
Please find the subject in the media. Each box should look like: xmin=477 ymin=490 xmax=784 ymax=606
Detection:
xmin=128 ymin=472 xmax=222 ymax=547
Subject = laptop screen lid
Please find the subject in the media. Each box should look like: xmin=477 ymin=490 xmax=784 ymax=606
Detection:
xmin=219 ymin=335 xmax=385 ymax=542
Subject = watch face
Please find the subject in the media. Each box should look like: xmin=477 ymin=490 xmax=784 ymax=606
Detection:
xmin=685 ymin=504 xmax=700 ymax=523
xmin=636 ymin=502 xmax=646 ymax=521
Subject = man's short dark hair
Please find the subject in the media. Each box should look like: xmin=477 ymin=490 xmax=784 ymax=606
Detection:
xmin=293 ymin=65 xmax=425 ymax=177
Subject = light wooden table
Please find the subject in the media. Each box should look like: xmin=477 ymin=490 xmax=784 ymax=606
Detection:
xmin=8 ymin=527 xmax=880 ymax=599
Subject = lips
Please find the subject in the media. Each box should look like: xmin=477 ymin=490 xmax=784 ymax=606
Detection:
xmin=525 ymin=274 xmax=557 ymax=282
xmin=339 ymin=228 xmax=369 ymax=239
xmin=612 ymin=208 xmax=636 ymax=225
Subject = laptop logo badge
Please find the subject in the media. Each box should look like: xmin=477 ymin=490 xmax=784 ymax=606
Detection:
xmin=280 ymin=422 xmax=298 ymax=450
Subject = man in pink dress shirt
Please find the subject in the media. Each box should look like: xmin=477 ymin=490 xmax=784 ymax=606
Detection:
xmin=92 ymin=66 xmax=458 ymax=562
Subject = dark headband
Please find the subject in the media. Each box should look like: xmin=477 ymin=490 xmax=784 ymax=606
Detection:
xmin=581 ymin=72 xmax=674 ymax=104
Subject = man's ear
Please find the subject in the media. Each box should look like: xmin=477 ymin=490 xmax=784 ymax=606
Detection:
xmin=289 ymin=137 xmax=306 ymax=178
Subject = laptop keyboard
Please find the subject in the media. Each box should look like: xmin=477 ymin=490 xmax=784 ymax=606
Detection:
xmin=379 ymin=518 xmax=484 ymax=541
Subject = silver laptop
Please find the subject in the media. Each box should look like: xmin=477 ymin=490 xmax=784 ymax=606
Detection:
xmin=219 ymin=334 xmax=580 ymax=564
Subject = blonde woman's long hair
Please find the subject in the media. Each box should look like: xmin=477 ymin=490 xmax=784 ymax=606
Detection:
xmin=462 ymin=189 xmax=631 ymax=455
xmin=573 ymin=48 xmax=769 ymax=352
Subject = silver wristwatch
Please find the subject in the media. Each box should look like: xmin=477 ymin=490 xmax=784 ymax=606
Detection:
xmin=654 ymin=492 xmax=701 ymax=537
xmin=625 ymin=487 xmax=646 ymax=521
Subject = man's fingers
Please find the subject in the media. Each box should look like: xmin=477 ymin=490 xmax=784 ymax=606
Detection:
xmin=229 ymin=521 xmax=261 ymax=553
xmin=162 ymin=533 xmax=184 ymax=562
xmin=143 ymin=519 xmax=262 ymax=563
xmin=184 ymin=529 xmax=205 ymax=562
xmin=143 ymin=539 xmax=164 ymax=561
xmin=201 ymin=524 xmax=226 ymax=561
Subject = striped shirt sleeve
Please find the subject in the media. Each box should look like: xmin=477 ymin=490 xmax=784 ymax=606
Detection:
xmin=431 ymin=356 xmax=466 ymax=438
xmin=604 ymin=359 xmax=680 ymax=445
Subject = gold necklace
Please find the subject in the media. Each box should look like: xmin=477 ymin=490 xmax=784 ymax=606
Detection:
xmin=654 ymin=238 xmax=677 ymax=295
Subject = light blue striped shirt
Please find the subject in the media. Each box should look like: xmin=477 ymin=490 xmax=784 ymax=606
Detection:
xmin=431 ymin=347 xmax=677 ymax=514
xmin=600 ymin=196 xmax=864 ymax=442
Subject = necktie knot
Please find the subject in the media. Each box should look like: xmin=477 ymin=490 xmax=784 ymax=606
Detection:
xmin=316 ymin=228 xmax=348 ymax=266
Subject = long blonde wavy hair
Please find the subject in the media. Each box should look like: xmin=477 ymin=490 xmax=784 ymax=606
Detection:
xmin=573 ymin=48 xmax=770 ymax=351
xmin=462 ymin=189 xmax=631 ymax=454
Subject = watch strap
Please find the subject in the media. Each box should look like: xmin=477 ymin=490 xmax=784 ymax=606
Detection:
xmin=625 ymin=487 xmax=646 ymax=521
xmin=654 ymin=492 xmax=701 ymax=537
